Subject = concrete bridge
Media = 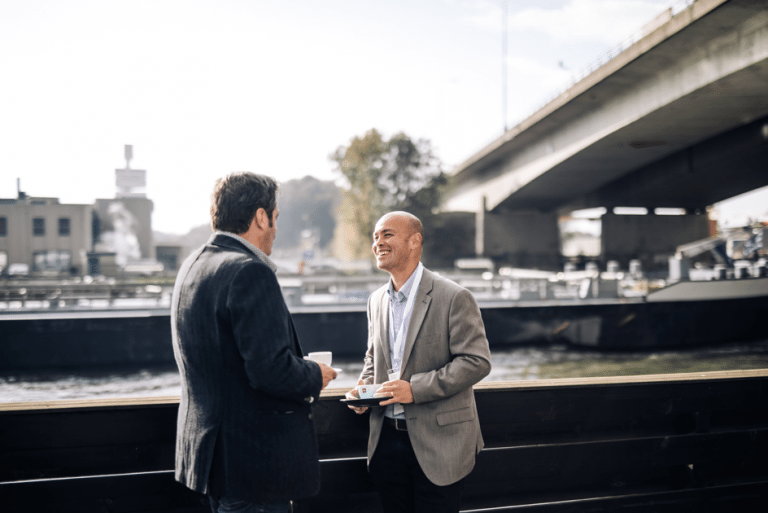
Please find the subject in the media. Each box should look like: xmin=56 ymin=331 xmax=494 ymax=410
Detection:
xmin=443 ymin=0 xmax=768 ymax=271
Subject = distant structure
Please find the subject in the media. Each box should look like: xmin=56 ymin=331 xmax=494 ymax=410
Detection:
xmin=443 ymin=0 xmax=768 ymax=272
xmin=0 ymin=146 xmax=167 ymax=277
xmin=115 ymin=144 xmax=147 ymax=198
xmin=92 ymin=145 xmax=156 ymax=271
xmin=0 ymin=180 xmax=93 ymax=275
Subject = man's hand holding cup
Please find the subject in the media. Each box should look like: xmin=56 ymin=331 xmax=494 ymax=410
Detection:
xmin=305 ymin=351 xmax=337 ymax=389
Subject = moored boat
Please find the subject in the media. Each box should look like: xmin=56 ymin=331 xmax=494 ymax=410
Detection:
xmin=1 ymin=277 xmax=766 ymax=371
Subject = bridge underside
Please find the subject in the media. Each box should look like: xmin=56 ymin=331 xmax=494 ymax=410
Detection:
xmin=443 ymin=0 xmax=768 ymax=271
xmin=578 ymin=115 xmax=768 ymax=213
xmin=500 ymin=113 xmax=768 ymax=215
xmin=497 ymin=111 xmax=768 ymax=215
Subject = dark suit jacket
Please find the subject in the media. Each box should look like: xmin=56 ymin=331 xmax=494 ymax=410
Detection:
xmin=360 ymin=267 xmax=491 ymax=486
xmin=171 ymin=233 xmax=323 ymax=502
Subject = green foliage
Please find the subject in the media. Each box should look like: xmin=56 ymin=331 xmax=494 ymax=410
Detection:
xmin=331 ymin=129 xmax=387 ymax=252
xmin=331 ymin=129 xmax=448 ymax=262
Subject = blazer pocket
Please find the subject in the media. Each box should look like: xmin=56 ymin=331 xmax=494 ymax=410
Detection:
xmin=436 ymin=406 xmax=475 ymax=426
xmin=416 ymin=335 xmax=440 ymax=347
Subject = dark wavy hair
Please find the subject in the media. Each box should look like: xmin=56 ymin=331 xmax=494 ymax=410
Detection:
xmin=210 ymin=172 xmax=278 ymax=234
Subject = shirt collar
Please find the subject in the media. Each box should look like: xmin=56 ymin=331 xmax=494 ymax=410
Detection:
xmin=216 ymin=231 xmax=278 ymax=273
xmin=387 ymin=262 xmax=422 ymax=302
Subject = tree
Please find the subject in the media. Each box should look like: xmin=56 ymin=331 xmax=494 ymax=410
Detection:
xmin=331 ymin=129 xmax=448 ymax=262
xmin=331 ymin=129 xmax=387 ymax=257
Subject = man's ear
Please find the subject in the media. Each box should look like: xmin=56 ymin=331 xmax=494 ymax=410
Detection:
xmin=254 ymin=208 xmax=269 ymax=230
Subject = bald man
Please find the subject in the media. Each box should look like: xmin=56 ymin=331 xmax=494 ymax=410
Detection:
xmin=347 ymin=211 xmax=491 ymax=513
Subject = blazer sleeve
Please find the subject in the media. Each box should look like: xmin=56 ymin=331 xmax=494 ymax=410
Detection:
xmin=410 ymin=287 xmax=491 ymax=404
xmin=227 ymin=262 xmax=323 ymax=402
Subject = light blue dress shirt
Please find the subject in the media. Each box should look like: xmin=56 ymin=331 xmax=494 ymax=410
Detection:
xmin=385 ymin=262 xmax=422 ymax=419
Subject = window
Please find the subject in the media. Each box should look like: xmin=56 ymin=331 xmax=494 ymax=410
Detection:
xmin=0 ymin=217 xmax=6 ymax=236
xmin=33 ymin=251 xmax=71 ymax=273
xmin=33 ymin=217 xmax=45 ymax=236
xmin=58 ymin=217 xmax=71 ymax=236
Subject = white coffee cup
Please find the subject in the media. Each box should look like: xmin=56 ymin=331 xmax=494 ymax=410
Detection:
xmin=305 ymin=351 xmax=332 ymax=367
xmin=357 ymin=384 xmax=380 ymax=399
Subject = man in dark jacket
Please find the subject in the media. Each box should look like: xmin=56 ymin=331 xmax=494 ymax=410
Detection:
xmin=171 ymin=172 xmax=336 ymax=513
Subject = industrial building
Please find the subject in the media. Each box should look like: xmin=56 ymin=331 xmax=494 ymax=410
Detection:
xmin=0 ymin=192 xmax=93 ymax=275
xmin=0 ymin=146 xmax=166 ymax=277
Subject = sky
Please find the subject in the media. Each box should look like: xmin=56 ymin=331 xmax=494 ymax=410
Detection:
xmin=1 ymin=0 xmax=765 ymax=234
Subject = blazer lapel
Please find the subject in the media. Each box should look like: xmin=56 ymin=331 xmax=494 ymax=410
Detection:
xmin=399 ymin=269 xmax=433 ymax=375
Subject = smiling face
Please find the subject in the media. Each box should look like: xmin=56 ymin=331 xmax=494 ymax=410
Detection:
xmin=371 ymin=213 xmax=421 ymax=280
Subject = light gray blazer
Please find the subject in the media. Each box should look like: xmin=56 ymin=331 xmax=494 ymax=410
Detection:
xmin=360 ymin=267 xmax=492 ymax=486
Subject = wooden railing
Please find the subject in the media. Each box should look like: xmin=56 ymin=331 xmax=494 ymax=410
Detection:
xmin=1 ymin=369 xmax=767 ymax=512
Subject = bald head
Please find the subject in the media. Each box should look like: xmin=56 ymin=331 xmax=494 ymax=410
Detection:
xmin=376 ymin=211 xmax=423 ymax=245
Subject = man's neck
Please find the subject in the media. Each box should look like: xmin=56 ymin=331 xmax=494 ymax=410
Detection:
xmin=238 ymin=230 xmax=269 ymax=256
xmin=389 ymin=262 xmax=420 ymax=292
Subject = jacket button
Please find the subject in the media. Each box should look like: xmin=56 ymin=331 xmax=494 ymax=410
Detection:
xmin=308 ymin=413 xmax=314 ymax=420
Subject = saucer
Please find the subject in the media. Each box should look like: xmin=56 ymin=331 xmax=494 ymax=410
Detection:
xmin=341 ymin=397 xmax=387 ymax=407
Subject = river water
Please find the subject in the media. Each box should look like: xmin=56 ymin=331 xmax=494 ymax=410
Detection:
xmin=2 ymin=340 xmax=768 ymax=404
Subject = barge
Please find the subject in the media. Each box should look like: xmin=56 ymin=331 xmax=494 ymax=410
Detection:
xmin=0 ymin=277 xmax=766 ymax=371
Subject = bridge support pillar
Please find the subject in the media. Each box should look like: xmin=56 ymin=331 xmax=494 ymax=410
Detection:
xmin=481 ymin=211 xmax=561 ymax=270
xmin=601 ymin=212 xmax=709 ymax=271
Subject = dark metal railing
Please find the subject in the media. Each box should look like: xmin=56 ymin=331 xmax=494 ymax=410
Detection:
xmin=1 ymin=369 xmax=767 ymax=512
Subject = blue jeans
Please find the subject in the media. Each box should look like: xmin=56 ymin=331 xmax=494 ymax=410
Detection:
xmin=208 ymin=495 xmax=291 ymax=513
